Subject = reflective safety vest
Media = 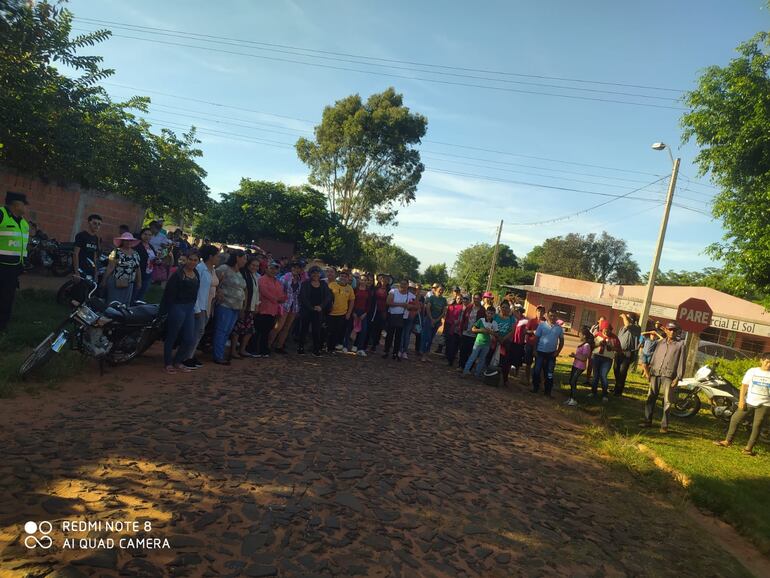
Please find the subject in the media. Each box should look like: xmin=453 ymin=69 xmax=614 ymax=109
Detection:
xmin=0 ymin=206 xmax=29 ymax=266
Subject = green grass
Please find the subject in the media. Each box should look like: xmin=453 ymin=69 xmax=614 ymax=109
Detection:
xmin=553 ymin=360 xmax=770 ymax=556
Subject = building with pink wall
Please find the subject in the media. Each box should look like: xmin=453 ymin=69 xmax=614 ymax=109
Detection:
xmin=506 ymin=273 xmax=770 ymax=355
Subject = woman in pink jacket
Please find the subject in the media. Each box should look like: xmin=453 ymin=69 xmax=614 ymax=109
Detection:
xmin=255 ymin=261 xmax=286 ymax=357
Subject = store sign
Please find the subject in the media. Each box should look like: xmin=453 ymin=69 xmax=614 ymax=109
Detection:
xmin=611 ymin=297 xmax=770 ymax=337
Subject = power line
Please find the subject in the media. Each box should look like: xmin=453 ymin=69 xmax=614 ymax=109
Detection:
xmin=77 ymin=16 xmax=684 ymax=93
xmin=672 ymin=203 xmax=713 ymax=217
xmin=73 ymin=26 xmax=685 ymax=111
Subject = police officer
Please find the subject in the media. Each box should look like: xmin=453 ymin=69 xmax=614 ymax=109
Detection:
xmin=0 ymin=191 xmax=30 ymax=331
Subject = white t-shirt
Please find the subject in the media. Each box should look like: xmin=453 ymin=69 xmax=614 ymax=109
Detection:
xmin=743 ymin=367 xmax=770 ymax=407
xmin=388 ymin=288 xmax=415 ymax=318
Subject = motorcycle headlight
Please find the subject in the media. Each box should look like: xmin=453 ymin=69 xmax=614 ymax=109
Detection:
xmin=75 ymin=305 xmax=100 ymax=325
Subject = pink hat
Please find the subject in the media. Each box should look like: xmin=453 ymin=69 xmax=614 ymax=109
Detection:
xmin=113 ymin=232 xmax=140 ymax=248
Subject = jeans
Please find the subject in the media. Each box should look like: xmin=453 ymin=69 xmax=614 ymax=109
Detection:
xmin=184 ymin=310 xmax=208 ymax=360
xmin=459 ymin=335 xmax=475 ymax=369
xmin=213 ymin=305 xmax=239 ymax=362
xmin=591 ymin=355 xmax=613 ymax=396
xmin=420 ymin=321 xmax=440 ymax=354
xmin=725 ymin=405 xmax=769 ymax=451
xmin=401 ymin=316 xmax=415 ymax=353
xmin=568 ymin=365 xmax=585 ymax=398
xmin=464 ymin=344 xmax=490 ymax=376
xmin=164 ymin=302 xmax=195 ymax=366
xmin=532 ymin=351 xmax=557 ymax=394
xmin=613 ymin=353 xmax=633 ymax=395
xmin=132 ymin=273 xmax=152 ymax=304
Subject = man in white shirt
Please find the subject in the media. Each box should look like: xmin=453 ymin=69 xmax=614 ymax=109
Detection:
xmin=715 ymin=351 xmax=770 ymax=456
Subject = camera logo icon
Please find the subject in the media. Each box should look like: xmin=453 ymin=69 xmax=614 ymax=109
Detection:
xmin=24 ymin=521 xmax=53 ymax=549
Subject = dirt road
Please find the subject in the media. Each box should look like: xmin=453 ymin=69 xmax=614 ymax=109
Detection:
xmin=0 ymin=349 xmax=752 ymax=577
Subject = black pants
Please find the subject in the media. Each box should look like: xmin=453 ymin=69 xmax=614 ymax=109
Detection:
xmin=300 ymin=311 xmax=322 ymax=353
xmin=383 ymin=315 xmax=403 ymax=355
xmin=445 ymin=333 xmax=460 ymax=365
xmin=459 ymin=335 xmax=475 ymax=369
xmin=0 ymin=266 xmax=21 ymax=331
xmin=613 ymin=353 xmax=633 ymax=396
xmin=255 ymin=313 xmax=275 ymax=355
xmin=414 ymin=331 xmax=421 ymax=354
xmin=327 ymin=314 xmax=347 ymax=351
xmin=368 ymin=314 xmax=385 ymax=351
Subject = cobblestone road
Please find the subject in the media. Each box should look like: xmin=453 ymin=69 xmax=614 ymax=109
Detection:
xmin=0 ymin=351 xmax=751 ymax=577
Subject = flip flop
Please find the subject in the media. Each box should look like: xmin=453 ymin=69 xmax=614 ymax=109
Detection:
xmin=742 ymin=449 xmax=756 ymax=456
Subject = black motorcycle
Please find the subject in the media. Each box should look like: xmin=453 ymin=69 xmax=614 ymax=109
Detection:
xmin=56 ymin=252 xmax=110 ymax=306
xmin=19 ymin=283 xmax=166 ymax=377
xmin=25 ymin=237 xmax=73 ymax=277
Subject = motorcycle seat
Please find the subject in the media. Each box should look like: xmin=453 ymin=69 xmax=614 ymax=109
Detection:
xmin=104 ymin=304 xmax=159 ymax=324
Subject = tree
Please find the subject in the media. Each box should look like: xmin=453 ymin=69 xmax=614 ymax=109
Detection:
xmin=0 ymin=0 xmax=210 ymax=219
xmin=681 ymin=31 xmax=770 ymax=301
xmin=296 ymin=88 xmax=427 ymax=231
xmin=525 ymin=232 xmax=640 ymax=284
xmin=422 ymin=263 xmax=449 ymax=286
xmin=452 ymin=243 xmax=519 ymax=292
xmin=194 ymin=179 xmax=361 ymax=264
xmin=357 ymin=233 xmax=420 ymax=280
xmin=641 ymin=267 xmax=769 ymax=304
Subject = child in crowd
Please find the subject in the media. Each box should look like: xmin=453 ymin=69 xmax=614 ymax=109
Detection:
xmin=565 ymin=326 xmax=594 ymax=406
xmin=638 ymin=320 xmax=664 ymax=379
xmin=463 ymin=306 xmax=498 ymax=377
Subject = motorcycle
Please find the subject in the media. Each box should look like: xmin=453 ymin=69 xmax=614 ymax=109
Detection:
xmin=19 ymin=282 xmax=166 ymax=377
xmin=672 ymin=365 xmax=740 ymax=421
xmin=25 ymin=237 xmax=74 ymax=277
xmin=56 ymin=252 xmax=110 ymax=306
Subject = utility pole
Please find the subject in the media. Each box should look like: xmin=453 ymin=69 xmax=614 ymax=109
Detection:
xmin=486 ymin=220 xmax=503 ymax=294
xmin=638 ymin=157 xmax=680 ymax=333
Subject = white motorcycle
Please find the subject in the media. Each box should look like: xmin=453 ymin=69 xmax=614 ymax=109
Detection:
xmin=672 ymin=365 xmax=739 ymax=421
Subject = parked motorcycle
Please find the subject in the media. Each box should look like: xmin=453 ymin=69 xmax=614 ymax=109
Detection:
xmin=19 ymin=283 xmax=166 ymax=377
xmin=25 ymin=237 xmax=74 ymax=277
xmin=672 ymin=365 xmax=740 ymax=421
xmin=56 ymin=252 xmax=110 ymax=306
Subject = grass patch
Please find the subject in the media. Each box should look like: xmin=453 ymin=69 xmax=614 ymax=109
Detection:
xmin=553 ymin=360 xmax=770 ymax=556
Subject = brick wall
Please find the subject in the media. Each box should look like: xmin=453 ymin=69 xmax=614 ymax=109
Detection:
xmin=1 ymin=167 xmax=146 ymax=245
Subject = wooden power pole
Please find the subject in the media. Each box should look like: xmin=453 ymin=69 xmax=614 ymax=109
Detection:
xmin=486 ymin=220 xmax=503 ymax=294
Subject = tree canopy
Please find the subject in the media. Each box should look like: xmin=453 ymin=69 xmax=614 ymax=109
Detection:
xmin=642 ymin=267 xmax=768 ymax=304
xmin=0 ymin=0 xmax=210 ymax=219
xmin=681 ymin=31 xmax=770 ymax=300
xmin=296 ymin=88 xmax=427 ymax=231
xmin=525 ymin=232 xmax=640 ymax=284
xmin=194 ymin=179 xmax=360 ymax=264
xmin=357 ymin=234 xmax=420 ymax=280
xmin=421 ymin=263 xmax=449 ymax=286
xmin=452 ymin=243 xmax=520 ymax=292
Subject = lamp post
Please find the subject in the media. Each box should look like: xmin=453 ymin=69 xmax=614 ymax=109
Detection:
xmin=638 ymin=143 xmax=680 ymax=333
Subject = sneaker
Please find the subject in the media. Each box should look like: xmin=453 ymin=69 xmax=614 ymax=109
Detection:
xmin=312 ymin=350 xmax=321 ymax=357
xmin=297 ymin=346 xmax=305 ymax=355
xmin=174 ymin=364 xmax=193 ymax=373
xmin=342 ymin=347 xmax=349 ymax=353
xmin=335 ymin=344 xmax=344 ymax=351
xmin=565 ymin=398 xmax=578 ymax=407
xmin=357 ymin=350 xmax=367 ymax=357
xmin=241 ymin=352 xmax=259 ymax=358
xmin=351 ymin=346 xmax=358 ymax=353
xmin=401 ymin=352 xmax=408 ymax=360
xmin=182 ymin=359 xmax=199 ymax=370
xmin=192 ymin=357 xmax=203 ymax=368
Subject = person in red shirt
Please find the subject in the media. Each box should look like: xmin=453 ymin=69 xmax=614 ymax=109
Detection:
xmin=443 ymin=293 xmax=465 ymax=366
xmin=458 ymin=293 xmax=486 ymax=370
xmin=524 ymin=305 xmax=546 ymax=388
xmin=349 ymin=273 xmax=372 ymax=356
xmin=255 ymin=261 xmax=286 ymax=357
xmin=367 ymin=274 xmax=390 ymax=352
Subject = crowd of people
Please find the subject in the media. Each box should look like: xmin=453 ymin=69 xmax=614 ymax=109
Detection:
xmin=1 ymin=190 xmax=767 ymax=456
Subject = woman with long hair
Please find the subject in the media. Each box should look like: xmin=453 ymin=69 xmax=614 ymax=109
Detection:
xmin=367 ymin=274 xmax=390 ymax=353
xmin=132 ymin=227 xmax=155 ymax=304
xmin=271 ymin=261 xmax=304 ymax=354
xmin=382 ymin=278 xmax=414 ymax=361
xmin=298 ymin=266 xmax=333 ymax=356
xmin=160 ymin=251 xmax=200 ymax=374
xmin=566 ymin=326 xmax=595 ymax=406
xmin=255 ymin=261 xmax=286 ymax=357
xmin=182 ymin=244 xmax=219 ymax=369
xmin=212 ymin=249 xmax=247 ymax=365
xmin=231 ymin=256 xmax=260 ymax=359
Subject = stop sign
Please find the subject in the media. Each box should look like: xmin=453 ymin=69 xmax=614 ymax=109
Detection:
xmin=676 ymin=298 xmax=713 ymax=333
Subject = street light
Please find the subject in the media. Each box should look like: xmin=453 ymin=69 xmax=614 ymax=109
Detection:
xmin=638 ymin=143 xmax=681 ymax=333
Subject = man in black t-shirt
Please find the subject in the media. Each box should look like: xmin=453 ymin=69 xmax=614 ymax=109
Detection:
xmin=73 ymin=214 xmax=102 ymax=281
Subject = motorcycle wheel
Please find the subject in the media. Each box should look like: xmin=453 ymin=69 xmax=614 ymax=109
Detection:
xmin=711 ymin=398 xmax=735 ymax=423
xmin=671 ymin=389 xmax=702 ymax=418
xmin=51 ymin=260 xmax=71 ymax=277
xmin=106 ymin=329 xmax=145 ymax=366
xmin=56 ymin=280 xmax=77 ymax=306
xmin=19 ymin=322 xmax=68 ymax=377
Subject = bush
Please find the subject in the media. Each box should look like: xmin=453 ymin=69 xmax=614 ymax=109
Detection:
xmin=712 ymin=357 xmax=759 ymax=386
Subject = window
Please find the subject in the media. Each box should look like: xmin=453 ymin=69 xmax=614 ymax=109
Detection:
xmin=580 ymin=308 xmax=597 ymax=330
xmin=551 ymin=302 xmax=576 ymax=328
xmin=740 ymin=338 xmax=765 ymax=356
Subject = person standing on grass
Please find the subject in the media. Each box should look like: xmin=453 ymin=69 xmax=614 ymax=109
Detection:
xmin=212 ymin=249 xmax=247 ymax=365
xmin=327 ymin=269 xmax=355 ymax=353
xmin=72 ymin=213 xmax=101 ymax=283
xmin=458 ymin=293 xmax=485 ymax=370
xmin=613 ymin=312 xmax=641 ymax=397
xmin=590 ymin=320 xmax=619 ymax=402
xmin=255 ymin=261 xmax=286 ymax=358
xmin=584 ymin=315 xmax=607 ymax=385
xmin=463 ymin=306 xmax=498 ymax=377
xmin=531 ymin=309 xmax=564 ymax=397
xmin=565 ymin=326 xmax=595 ymax=406
xmin=420 ymin=284 xmax=448 ymax=362
xmin=444 ymin=294 xmax=465 ymax=366
xmin=160 ymin=251 xmax=200 ymax=374
xmin=638 ymin=321 xmax=664 ymax=380
xmin=298 ymin=266 xmax=332 ymax=356
xmin=641 ymin=321 xmax=686 ymax=433
xmin=182 ymin=244 xmax=219 ymax=369
xmin=715 ymin=352 xmax=770 ymax=456
xmin=382 ymin=278 xmax=414 ymax=361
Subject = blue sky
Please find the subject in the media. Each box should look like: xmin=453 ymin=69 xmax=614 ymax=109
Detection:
xmin=68 ymin=0 xmax=768 ymax=274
